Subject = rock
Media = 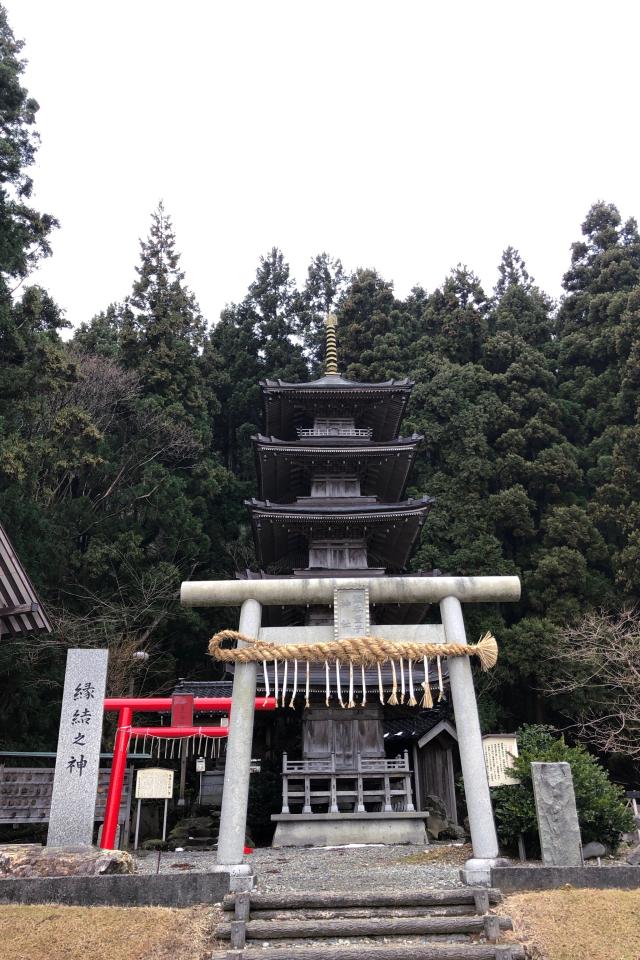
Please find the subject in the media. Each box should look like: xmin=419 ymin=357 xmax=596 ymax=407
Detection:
xmin=168 ymin=816 xmax=216 ymax=840
xmin=440 ymin=824 xmax=467 ymax=841
xmin=0 ymin=844 xmax=134 ymax=878
xmin=582 ymin=841 xmax=607 ymax=859
xmin=140 ymin=839 xmax=168 ymax=851
xmin=626 ymin=843 xmax=640 ymax=865
xmin=423 ymin=794 xmax=448 ymax=820
xmin=426 ymin=816 xmax=448 ymax=840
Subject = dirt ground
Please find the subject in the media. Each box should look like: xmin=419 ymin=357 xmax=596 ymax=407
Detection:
xmin=503 ymin=888 xmax=640 ymax=960
xmin=0 ymin=904 xmax=222 ymax=960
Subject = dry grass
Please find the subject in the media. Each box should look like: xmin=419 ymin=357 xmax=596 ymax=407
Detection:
xmin=399 ymin=842 xmax=472 ymax=865
xmin=503 ymin=888 xmax=640 ymax=960
xmin=0 ymin=904 xmax=220 ymax=960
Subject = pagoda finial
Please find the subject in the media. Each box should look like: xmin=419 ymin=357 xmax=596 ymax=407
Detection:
xmin=325 ymin=313 xmax=339 ymax=375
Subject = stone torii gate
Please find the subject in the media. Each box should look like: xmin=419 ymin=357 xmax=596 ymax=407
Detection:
xmin=181 ymin=574 xmax=520 ymax=885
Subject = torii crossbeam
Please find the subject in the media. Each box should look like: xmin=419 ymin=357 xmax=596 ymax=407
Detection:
xmin=181 ymin=574 xmax=521 ymax=885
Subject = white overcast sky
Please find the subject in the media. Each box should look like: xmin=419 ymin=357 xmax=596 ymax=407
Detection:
xmin=5 ymin=1 xmax=640 ymax=328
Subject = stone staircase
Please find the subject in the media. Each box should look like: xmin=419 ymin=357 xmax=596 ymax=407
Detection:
xmin=217 ymin=888 xmax=523 ymax=959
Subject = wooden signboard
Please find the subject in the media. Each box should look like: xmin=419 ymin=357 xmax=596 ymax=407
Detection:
xmin=482 ymin=734 xmax=519 ymax=786
xmin=135 ymin=767 xmax=174 ymax=799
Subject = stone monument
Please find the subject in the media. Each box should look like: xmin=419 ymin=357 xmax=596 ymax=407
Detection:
xmin=531 ymin=761 xmax=583 ymax=866
xmin=47 ymin=648 xmax=109 ymax=847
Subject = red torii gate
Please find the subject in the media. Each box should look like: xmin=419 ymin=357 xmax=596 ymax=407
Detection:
xmin=100 ymin=695 xmax=276 ymax=850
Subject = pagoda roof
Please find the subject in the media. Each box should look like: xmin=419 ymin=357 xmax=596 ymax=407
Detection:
xmin=246 ymin=497 xmax=434 ymax=572
xmin=262 ymin=373 xmax=413 ymax=391
xmin=261 ymin=373 xmax=413 ymax=442
xmin=253 ymin=434 xmax=423 ymax=503
xmin=0 ymin=522 xmax=52 ymax=637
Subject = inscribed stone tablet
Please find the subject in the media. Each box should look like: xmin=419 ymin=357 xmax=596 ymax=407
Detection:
xmin=136 ymin=767 xmax=174 ymax=799
xmin=482 ymin=734 xmax=519 ymax=786
xmin=531 ymin=761 xmax=583 ymax=866
xmin=47 ymin=648 xmax=108 ymax=847
xmin=333 ymin=586 xmax=370 ymax=639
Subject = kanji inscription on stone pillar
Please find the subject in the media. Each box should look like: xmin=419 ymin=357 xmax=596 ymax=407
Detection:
xmin=47 ymin=648 xmax=109 ymax=847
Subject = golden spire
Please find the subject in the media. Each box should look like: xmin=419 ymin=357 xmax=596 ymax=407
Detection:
xmin=325 ymin=313 xmax=338 ymax=375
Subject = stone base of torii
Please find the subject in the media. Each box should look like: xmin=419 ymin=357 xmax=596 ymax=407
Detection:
xmin=181 ymin=574 xmax=520 ymax=886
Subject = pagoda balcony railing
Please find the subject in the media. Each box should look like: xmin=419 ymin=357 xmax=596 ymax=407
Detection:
xmin=281 ymin=750 xmax=415 ymax=815
xmin=296 ymin=427 xmax=373 ymax=439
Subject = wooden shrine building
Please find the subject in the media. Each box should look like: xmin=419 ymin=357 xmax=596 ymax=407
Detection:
xmin=232 ymin=317 xmax=459 ymax=844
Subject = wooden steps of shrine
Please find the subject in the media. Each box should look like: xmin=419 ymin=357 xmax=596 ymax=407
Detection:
xmin=217 ymin=887 xmax=523 ymax=959
xmin=221 ymin=889 xmax=503 ymax=910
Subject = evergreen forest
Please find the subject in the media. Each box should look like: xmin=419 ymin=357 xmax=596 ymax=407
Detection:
xmin=1 ymin=6 xmax=639 ymax=772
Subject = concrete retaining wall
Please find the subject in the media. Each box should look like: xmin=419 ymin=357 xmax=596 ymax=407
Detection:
xmin=0 ymin=870 xmax=230 ymax=907
xmin=492 ymin=865 xmax=640 ymax=892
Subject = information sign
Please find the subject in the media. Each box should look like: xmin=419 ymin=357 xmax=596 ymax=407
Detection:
xmin=135 ymin=767 xmax=174 ymax=799
xmin=482 ymin=734 xmax=519 ymax=786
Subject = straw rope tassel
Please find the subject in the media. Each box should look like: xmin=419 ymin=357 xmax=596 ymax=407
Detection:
xmin=305 ymin=661 xmax=310 ymax=709
xmin=336 ymin=659 xmax=345 ymax=708
xmin=408 ymin=659 xmax=417 ymax=707
xmin=325 ymin=660 xmax=331 ymax=706
xmin=361 ymin=665 xmax=367 ymax=706
xmin=400 ymin=657 xmax=406 ymax=705
xmin=348 ymin=661 xmax=355 ymax=708
xmin=281 ymin=660 xmax=288 ymax=708
xmin=388 ymin=660 xmax=399 ymax=705
xmin=437 ymin=655 xmax=445 ymax=701
xmin=421 ymin=656 xmax=433 ymax=708
xmin=290 ymin=659 xmax=298 ymax=708
xmin=263 ymin=660 xmax=270 ymax=699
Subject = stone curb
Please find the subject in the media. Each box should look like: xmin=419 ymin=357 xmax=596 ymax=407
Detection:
xmin=492 ymin=865 xmax=640 ymax=892
xmin=0 ymin=870 xmax=230 ymax=907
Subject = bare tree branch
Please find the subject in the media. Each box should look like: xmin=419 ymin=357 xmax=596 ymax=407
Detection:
xmin=543 ymin=607 xmax=640 ymax=756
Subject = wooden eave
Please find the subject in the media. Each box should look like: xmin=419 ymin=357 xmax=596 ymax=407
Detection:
xmin=0 ymin=523 xmax=52 ymax=636
xmin=261 ymin=375 xmax=414 ymax=442
xmin=252 ymin=434 xmax=423 ymax=503
xmin=245 ymin=497 xmax=433 ymax=572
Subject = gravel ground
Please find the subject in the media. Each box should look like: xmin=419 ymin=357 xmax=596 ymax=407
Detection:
xmin=134 ymin=843 xmax=465 ymax=892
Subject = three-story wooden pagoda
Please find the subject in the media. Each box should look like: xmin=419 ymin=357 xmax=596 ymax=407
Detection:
xmin=237 ymin=318 xmax=456 ymax=846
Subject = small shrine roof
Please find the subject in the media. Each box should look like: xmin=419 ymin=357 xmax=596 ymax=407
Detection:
xmin=0 ymin=522 xmax=52 ymax=637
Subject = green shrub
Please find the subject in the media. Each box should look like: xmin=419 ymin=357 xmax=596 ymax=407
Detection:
xmin=492 ymin=724 xmax=633 ymax=854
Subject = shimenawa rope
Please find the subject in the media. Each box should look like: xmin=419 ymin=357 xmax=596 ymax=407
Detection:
xmin=208 ymin=630 xmax=498 ymax=670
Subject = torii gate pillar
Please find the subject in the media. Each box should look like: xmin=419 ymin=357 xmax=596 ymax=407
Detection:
xmin=182 ymin=575 xmax=520 ymax=886
xmin=217 ymin=598 xmax=261 ymax=865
